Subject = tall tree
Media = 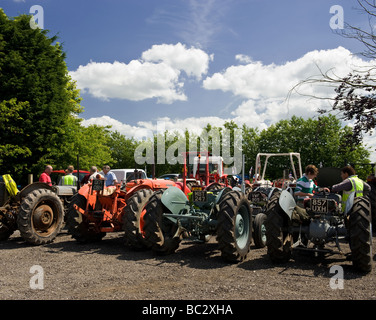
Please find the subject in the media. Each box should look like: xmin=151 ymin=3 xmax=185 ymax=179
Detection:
xmin=0 ymin=9 xmax=81 ymax=182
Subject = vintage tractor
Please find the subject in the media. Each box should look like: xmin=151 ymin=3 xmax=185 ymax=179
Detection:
xmin=0 ymin=175 xmax=64 ymax=245
xmin=265 ymin=190 xmax=373 ymax=273
xmin=66 ymin=173 xmax=189 ymax=248
xmin=248 ymin=153 xmax=302 ymax=248
xmin=142 ymin=151 xmax=252 ymax=263
xmin=143 ymin=186 xmax=252 ymax=263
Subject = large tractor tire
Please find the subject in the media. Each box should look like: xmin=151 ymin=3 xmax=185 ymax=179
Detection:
xmin=123 ymin=188 xmax=154 ymax=250
xmin=348 ymin=197 xmax=373 ymax=273
xmin=369 ymin=184 xmax=376 ymax=230
xmin=66 ymin=193 xmax=106 ymax=243
xmin=17 ymin=188 xmax=64 ymax=245
xmin=264 ymin=193 xmax=292 ymax=263
xmin=216 ymin=190 xmax=252 ymax=263
xmin=143 ymin=190 xmax=181 ymax=255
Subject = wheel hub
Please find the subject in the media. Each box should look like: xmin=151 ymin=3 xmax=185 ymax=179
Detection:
xmin=236 ymin=214 xmax=244 ymax=236
xmin=33 ymin=205 xmax=54 ymax=230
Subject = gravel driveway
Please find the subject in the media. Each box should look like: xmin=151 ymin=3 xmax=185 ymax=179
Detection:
xmin=1 ymin=229 xmax=375 ymax=301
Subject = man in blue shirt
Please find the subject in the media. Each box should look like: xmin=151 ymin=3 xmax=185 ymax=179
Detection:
xmin=100 ymin=165 xmax=118 ymax=187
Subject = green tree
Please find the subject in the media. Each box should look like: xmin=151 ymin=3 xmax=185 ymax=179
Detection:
xmin=0 ymin=9 xmax=81 ymax=182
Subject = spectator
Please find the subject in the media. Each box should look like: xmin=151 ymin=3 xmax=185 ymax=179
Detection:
xmin=39 ymin=165 xmax=53 ymax=186
xmin=82 ymin=166 xmax=99 ymax=185
xmin=99 ymin=165 xmax=118 ymax=187
xmin=294 ymin=164 xmax=329 ymax=205
xmin=59 ymin=165 xmax=78 ymax=186
xmin=331 ymin=165 xmax=371 ymax=214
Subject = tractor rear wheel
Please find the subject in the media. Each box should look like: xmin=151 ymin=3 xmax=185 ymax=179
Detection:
xmin=17 ymin=188 xmax=64 ymax=245
xmin=349 ymin=197 xmax=372 ymax=273
xmin=216 ymin=190 xmax=252 ymax=263
xmin=265 ymin=193 xmax=292 ymax=263
xmin=143 ymin=190 xmax=181 ymax=255
xmin=123 ymin=188 xmax=154 ymax=250
xmin=66 ymin=193 xmax=106 ymax=243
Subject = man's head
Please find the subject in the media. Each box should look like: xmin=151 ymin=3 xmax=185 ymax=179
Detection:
xmin=102 ymin=165 xmax=110 ymax=174
xmin=341 ymin=165 xmax=356 ymax=180
xmin=67 ymin=165 xmax=74 ymax=174
xmin=45 ymin=165 xmax=53 ymax=175
xmin=90 ymin=166 xmax=97 ymax=174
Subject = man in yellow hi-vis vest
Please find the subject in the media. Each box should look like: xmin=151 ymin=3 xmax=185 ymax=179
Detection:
xmin=58 ymin=165 xmax=78 ymax=186
xmin=331 ymin=166 xmax=371 ymax=214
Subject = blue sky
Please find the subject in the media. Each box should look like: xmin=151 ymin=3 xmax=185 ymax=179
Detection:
xmin=3 ymin=0 xmax=376 ymax=160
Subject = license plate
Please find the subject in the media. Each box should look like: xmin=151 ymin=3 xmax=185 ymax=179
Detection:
xmin=92 ymin=179 xmax=105 ymax=191
xmin=192 ymin=190 xmax=207 ymax=202
xmin=309 ymin=198 xmax=328 ymax=213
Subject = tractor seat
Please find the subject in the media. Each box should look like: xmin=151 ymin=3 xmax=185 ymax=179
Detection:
xmin=102 ymin=186 xmax=117 ymax=196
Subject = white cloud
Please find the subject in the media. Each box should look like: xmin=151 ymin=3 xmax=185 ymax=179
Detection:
xmin=142 ymin=43 xmax=213 ymax=80
xmin=204 ymin=47 xmax=370 ymax=101
xmin=79 ymin=46 xmax=376 ymax=162
xmin=70 ymin=43 xmax=212 ymax=104
xmin=203 ymin=46 xmax=376 ymax=131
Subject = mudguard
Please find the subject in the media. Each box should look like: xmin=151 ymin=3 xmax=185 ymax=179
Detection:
xmin=214 ymin=187 xmax=232 ymax=205
xmin=161 ymin=186 xmax=190 ymax=215
xmin=278 ymin=190 xmax=296 ymax=220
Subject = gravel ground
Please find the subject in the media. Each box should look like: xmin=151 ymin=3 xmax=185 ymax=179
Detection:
xmin=1 ymin=229 xmax=375 ymax=301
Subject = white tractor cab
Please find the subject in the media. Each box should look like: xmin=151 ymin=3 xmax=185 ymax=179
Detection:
xmin=252 ymin=153 xmax=302 ymax=191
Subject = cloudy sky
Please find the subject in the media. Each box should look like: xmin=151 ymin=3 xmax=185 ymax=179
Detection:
xmin=3 ymin=0 xmax=376 ymax=161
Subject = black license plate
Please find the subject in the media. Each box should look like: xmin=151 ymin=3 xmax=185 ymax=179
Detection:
xmin=192 ymin=190 xmax=207 ymax=202
xmin=309 ymin=198 xmax=328 ymax=213
xmin=92 ymin=179 xmax=105 ymax=191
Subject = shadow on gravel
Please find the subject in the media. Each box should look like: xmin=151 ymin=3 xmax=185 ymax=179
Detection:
xmin=238 ymin=248 xmax=368 ymax=280
xmin=136 ymin=241 xmax=228 ymax=270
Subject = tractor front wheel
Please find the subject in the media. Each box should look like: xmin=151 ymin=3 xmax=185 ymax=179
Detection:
xmin=253 ymin=213 xmax=267 ymax=248
xmin=66 ymin=193 xmax=106 ymax=243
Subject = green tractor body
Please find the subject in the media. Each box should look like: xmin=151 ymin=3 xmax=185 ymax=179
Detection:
xmin=143 ymin=185 xmax=253 ymax=263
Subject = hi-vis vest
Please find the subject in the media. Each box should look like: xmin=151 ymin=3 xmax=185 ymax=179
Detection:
xmin=342 ymin=175 xmax=364 ymax=213
xmin=2 ymin=174 xmax=19 ymax=197
xmin=61 ymin=174 xmax=78 ymax=186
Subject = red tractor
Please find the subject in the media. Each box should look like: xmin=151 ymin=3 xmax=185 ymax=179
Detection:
xmin=66 ymin=172 xmax=190 ymax=249
xmin=183 ymin=151 xmax=230 ymax=191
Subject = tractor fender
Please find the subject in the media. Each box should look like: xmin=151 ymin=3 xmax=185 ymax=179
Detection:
xmin=125 ymin=184 xmax=153 ymax=199
xmin=278 ymin=190 xmax=296 ymax=220
xmin=16 ymin=182 xmax=57 ymax=202
xmin=214 ymin=187 xmax=232 ymax=205
xmin=161 ymin=186 xmax=190 ymax=215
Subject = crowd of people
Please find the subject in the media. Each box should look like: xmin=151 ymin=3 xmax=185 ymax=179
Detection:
xmin=38 ymin=164 xmax=118 ymax=187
